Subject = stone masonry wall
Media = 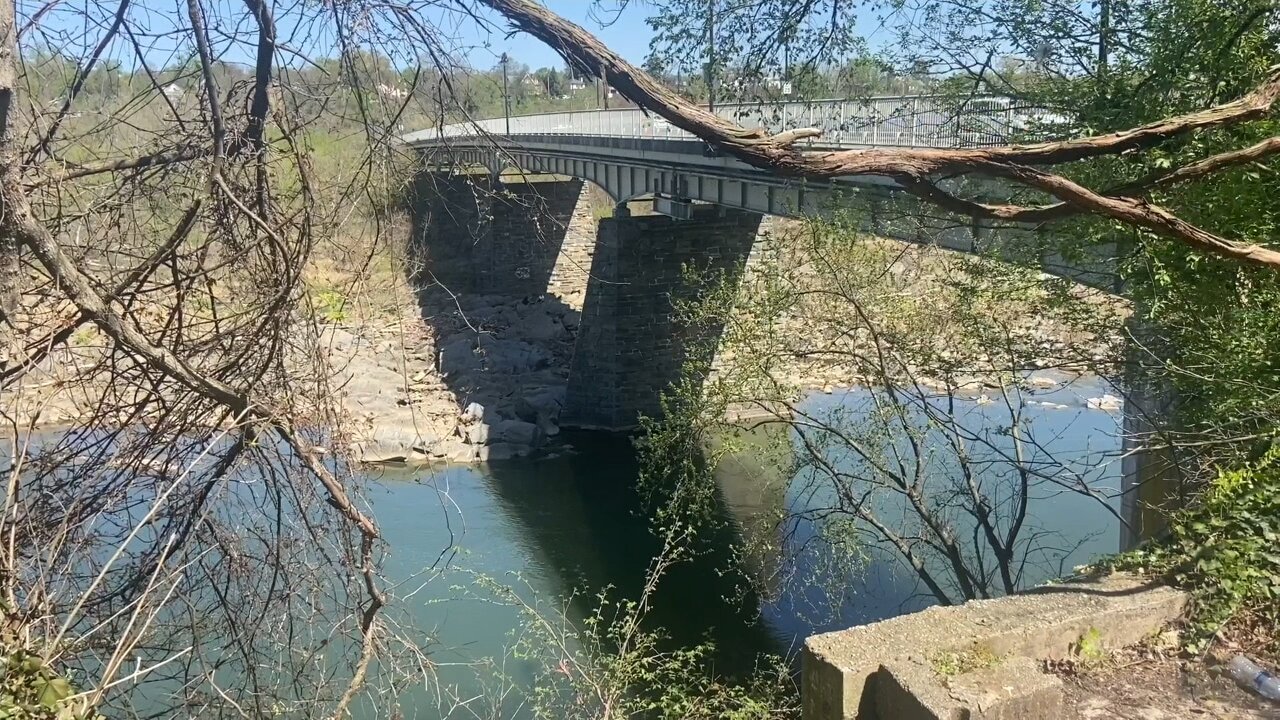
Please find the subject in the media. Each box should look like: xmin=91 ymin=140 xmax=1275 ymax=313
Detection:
xmin=412 ymin=172 xmax=589 ymax=297
xmin=545 ymin=182 xmax=600 ymax=310
xmin=562 ymin=206 xmax=763 ymax=430
xmin=410 ymin=172 xmax=491 ymax=294
xmin=479 ymin=179 xmax=586 ymax=294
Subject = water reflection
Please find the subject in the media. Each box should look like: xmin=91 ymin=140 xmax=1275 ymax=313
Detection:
xmin=710 ymin=419 xmax=937 ymax=639
xmin=718 ymin=376 xmax=1122 ymax=639
xmin=368 ymin=378 xmax=1121 ymax=717
xmin=367 ymin=433 xmax=786 ymax=717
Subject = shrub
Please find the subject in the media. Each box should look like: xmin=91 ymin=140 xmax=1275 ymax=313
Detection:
xmin=1116 ymin=447 xmax=1280 ymax=650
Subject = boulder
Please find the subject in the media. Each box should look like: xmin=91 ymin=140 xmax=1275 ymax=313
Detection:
xmin=476 ymin=442 xmax=528 ymax=462
xmin=493 ymin=419 xmax=541 ymax=446
xmin=462 ymin=402 xmax=485 ymax=421
xmin=429 ymin=438 xmax=472 ymax=461
xmin=1086 ymin=394 xmax=1123 ymax=411
xmin=486 ymin=399 xmax=520 ymax=422
xmin=476 ymin=337 xmax=551 ymax=374
xmin=521 ymin=311 xmax=564 ymax=342
xmin=354 ymin=424 xmax=440 ymax=465
xmin=321 ymin=326 xmax=360 ymax=352
xmin=536 ymin=414 xmax=560 ymax=438
xmin=438 ymin=335 xmax=480 ymax=377
xmin=356 ymin=447 xmax=408 ymax=464
xmin=515 ymin=386 xmax=566 ymax=422
xmin=1027 ymin=375 xmax=1060 ymax=389
xmin=464 ymin=421 xmax=491 ymax=445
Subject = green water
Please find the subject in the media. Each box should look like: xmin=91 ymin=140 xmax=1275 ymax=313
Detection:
xmin=363 ymin=379 xmax=1123 ymax=717
xmin=368 ymin=433 xmax=787 ymax=716
xmin=5 ymin=379 xmax=1122 ymax=717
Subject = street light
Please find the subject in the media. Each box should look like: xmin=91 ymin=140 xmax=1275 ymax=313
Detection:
xmin=500 ymin=52 xmax=511 ymax=135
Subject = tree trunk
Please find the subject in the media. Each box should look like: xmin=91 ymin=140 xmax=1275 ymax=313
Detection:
xmin=0 ymin=0 xmax=18 ymax=337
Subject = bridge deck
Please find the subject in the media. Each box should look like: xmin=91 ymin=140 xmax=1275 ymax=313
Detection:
xmin=404 ymin=95 xmax=1060 ymax=150
xmin=403 ymin=98 xmax=1113 ymax=290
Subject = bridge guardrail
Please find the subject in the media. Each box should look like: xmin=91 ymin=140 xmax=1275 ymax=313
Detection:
xmin=404 ymin=95 xmax=1070 ymax=150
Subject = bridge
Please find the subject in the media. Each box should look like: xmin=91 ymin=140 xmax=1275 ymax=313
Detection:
xmin=403 ymin=95 xmax=1055 ymax=220
xmin=401 ymin=97 xmax=1126 ymax=422
xmin=402 ymin=96 xmax=1125 ymax=424
xmin=401 ymin=96 xmax=1131 ymax=420
xmin=404 ymin=97 xmax=1112 ymax=286
xmin=402 ymin=98 xmax=1161 ymax=719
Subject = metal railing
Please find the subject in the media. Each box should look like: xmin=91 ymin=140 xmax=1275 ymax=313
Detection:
xmin=403 ymin=95 xmax=1068 ymax=150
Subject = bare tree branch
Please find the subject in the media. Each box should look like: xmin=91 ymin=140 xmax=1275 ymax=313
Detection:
xmin=478 ymin=0 xmax=1280 ymax=270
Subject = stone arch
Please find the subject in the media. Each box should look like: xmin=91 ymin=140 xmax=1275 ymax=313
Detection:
xmin=569 ymin=176 xmax=621 ymax=217
xmin=566 ymin=163 xmax=622 ymax=204
xmin=487 ymin=155 xmax=627 ymax=226
xmin=611 ymin=188 xmax=656 ymax=210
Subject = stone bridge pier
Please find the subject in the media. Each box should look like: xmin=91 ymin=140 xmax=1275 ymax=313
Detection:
xmin=561 ymin=206 xmax=761 ymax=429
xmin=411 ymin=170 xmax=762 ymax=434
xmin=410 ymin=171 xmax=592 ymax=295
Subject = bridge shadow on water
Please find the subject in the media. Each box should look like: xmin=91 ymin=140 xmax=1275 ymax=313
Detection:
xmin=369 ymin=424 xmax=935 ymax=700
xmin=477 ymin=434 xmax=789 ymax=676
xmin=363 ymin=439 xmax=786 ymax=718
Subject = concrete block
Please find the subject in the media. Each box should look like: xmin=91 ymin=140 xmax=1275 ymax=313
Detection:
xmin=945 ymin=656 xmax=1063 ymax=720
xmin=873 ymin=654 xmax=1063 ymax=720
xmin=875 ymin=658 xmax=963 ymax=720
xmin=802 ymin=572 xmax=1185 ymax=720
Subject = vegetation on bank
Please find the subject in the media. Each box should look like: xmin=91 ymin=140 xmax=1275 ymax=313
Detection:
xmin=3 ymin=0 xmax=1278 ymax=716
xmin=629 ymin=0 xmax=1280 ymax=701
xmin=1112 ymin=448 xmax=1280 ymax=652
xmin=1003 ymin=0 xmax=1280 ymax=651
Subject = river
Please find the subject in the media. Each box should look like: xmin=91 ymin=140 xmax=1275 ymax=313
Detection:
xmin=361 ymin=376 xmax=1123 ymax=717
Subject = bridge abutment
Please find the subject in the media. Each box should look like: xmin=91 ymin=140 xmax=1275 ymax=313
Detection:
xmin=561 ymin=206 xmax=762 ymax=430
xmin=411 ymin=172 xmax=592 ymax=295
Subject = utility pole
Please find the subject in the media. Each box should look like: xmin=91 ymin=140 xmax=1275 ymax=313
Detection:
xmin=783 ymin=34 xmax=791 ymax=98
xmin=706 ymin=0 xmax=716 ymax=110
xmin=500 ymin=53 xmax=511 ymax=134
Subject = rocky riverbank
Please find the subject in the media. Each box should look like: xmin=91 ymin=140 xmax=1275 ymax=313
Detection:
xmin=334 ymin=283 xmax=584 ymax=465
xmin=9 ymin=233 xmax=1125 ymax=467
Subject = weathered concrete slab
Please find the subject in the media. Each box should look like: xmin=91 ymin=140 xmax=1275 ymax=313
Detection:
xmin=946 ymin=656 xmax=1064 ymax=720
xmin=875 ymin=655 xmax=1064 ymax=720
xmin=802 ymin=572 xmax=1186 ymax=720
xmin=874 ymin=657 xmax=962 ymax=720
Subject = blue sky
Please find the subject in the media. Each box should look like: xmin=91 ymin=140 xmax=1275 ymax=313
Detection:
xmin=15 ymin=0 xmax=658 ymax=72
xmin=18 ymin=0 xmax=893 ymax=76
xmin=464 ymin=1 xmax=897 ymax=73
xmin=460 ymin=1 xmax=656 ymax=71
